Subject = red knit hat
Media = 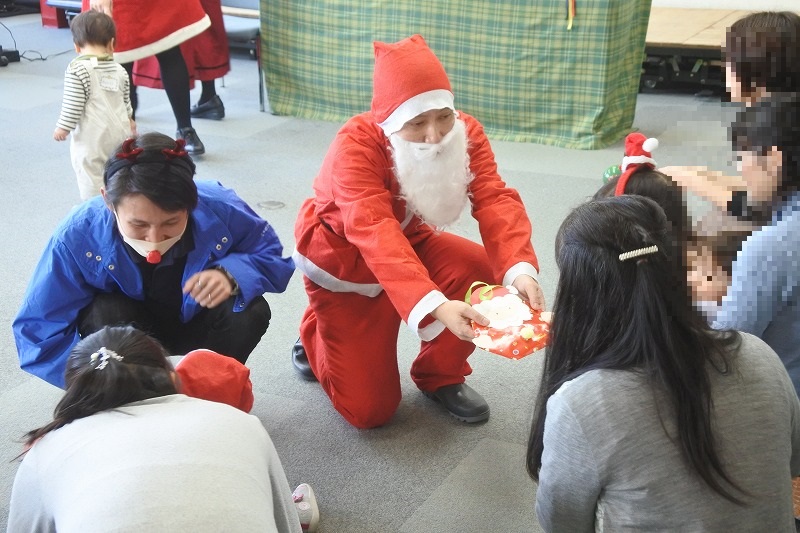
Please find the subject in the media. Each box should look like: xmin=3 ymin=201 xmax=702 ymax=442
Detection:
xmin=615 ymin=132 xmax=659 ymax=196
xmin=372 ymin=34 xmax=454 ymax=136
xmin=175 ymin=349 xmax=254 ymax=413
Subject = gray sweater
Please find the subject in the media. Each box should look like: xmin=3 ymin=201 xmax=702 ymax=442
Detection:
xmin=7 ymin=395 xmax=302 ymax=533
xmin=536 ymin=333 xmax=800 ymax=532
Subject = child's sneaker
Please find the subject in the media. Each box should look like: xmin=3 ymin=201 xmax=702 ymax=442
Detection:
xmin=292 ymin=483 xmax=319 ymax=532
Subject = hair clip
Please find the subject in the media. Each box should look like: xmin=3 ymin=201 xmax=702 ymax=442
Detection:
xmin=619 ymin=245 xmax=659 ymax=262
xmin=162 ymin=138 xmax=189 ymax=159
xmin=116 ymin=138 xmax=144 ymax=161
xmin=89 ymin=346 xmax=124 ymax=370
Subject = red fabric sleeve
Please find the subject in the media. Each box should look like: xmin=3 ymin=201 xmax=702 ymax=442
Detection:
xmin=462 ymin=113 xmax=539 ymax=279
xmin=321 ymin=118 xmax=440 ymax=321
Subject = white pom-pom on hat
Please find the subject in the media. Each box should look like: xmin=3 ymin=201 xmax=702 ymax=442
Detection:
xmin=620 ymin=132 xmax=658 ymax=173
xmin=642 ymin=137 xmax=659 ymax=153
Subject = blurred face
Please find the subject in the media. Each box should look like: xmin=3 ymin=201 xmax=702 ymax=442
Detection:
xmin=395 ymin=108 xmax=456 ymax=143
xmin=724 ymin=61 xmax=767 ymax=106
xmin=725 ymin=62 xmax=743 ymax=103
xmin=687 ymin=245 xmax=730 ymax=304
xmin=737 ymin=148 xmax=783 ymax=204
xmin=110 ymin=193 xmax=188 ymax=242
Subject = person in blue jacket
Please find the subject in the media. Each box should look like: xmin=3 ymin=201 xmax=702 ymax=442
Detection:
xmin=712 ymin=93 xmax=800 ymax=398
xmin=13 ymin=132 xmax=295 ymax=387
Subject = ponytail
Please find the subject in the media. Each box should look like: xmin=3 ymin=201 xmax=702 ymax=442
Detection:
xmin=23 ymin=326 xmax=177 ymax=447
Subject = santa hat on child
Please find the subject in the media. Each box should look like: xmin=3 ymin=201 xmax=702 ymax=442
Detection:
xmin=372 ymin=34 xmax=455 ymax=136
xmin=615 ymin=132 xmax=659 ymax=196
xmin=175 ymin=349 xmax=254 ymax=413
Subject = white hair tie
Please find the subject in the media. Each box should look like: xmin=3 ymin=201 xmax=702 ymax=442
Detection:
xmin=89 ymin=347 xmax=124 ymax=370
xmin=619 ymin=245 xmax=659 ymax=262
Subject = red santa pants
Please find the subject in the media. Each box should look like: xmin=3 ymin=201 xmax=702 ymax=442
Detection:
xmin=299 ymin=231 xmax=494 ymax=429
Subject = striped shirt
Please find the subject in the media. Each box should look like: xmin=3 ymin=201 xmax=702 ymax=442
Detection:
xmin=56 ymin=55 xmax=132 ymax=131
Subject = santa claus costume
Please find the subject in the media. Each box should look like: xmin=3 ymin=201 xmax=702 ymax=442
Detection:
xmin=131 ymin=0 xmax=230 ymax=100
xmin=293 ymin=35 xmax=540 ymax=429
xmin=81 ymin=0 xmax=210 ymax=64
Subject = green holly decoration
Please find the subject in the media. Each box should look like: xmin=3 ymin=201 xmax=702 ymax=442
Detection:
xmin=603 ymin=165 xmax=622 ymax=184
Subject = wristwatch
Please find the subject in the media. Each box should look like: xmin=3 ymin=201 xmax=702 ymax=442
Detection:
xmin=215 ymin=266 xmax=240 ymax=295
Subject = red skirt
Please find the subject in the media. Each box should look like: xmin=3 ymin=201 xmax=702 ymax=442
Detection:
xmin=133 ymin=0 xmax=230 ymax=88
xmin=81 ymin=0 xmax=211 ymax=64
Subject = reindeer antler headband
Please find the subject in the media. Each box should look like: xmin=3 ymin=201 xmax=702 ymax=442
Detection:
xmin=103 ymin=137 xmax=196 ymax=186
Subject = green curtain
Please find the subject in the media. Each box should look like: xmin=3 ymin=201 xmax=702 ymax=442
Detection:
xmin=260 ymin=0 xmax=651 ymax=149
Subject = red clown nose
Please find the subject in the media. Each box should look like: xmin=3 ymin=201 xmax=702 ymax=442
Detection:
xmin=146 ymin=250 xmax=162 ymax=264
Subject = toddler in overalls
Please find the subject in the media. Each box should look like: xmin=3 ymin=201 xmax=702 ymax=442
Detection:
xmin=54 ymin=10 xmax=135 ymax=200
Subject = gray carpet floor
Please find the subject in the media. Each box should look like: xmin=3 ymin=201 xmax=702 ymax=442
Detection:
xmin=0 ymin=13 xmax=734 ymax=532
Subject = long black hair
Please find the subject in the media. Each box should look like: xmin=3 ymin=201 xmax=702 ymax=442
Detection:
xmin=24 ymin=326 xmax=178 ymax=446
xmin=527 ymin=195 xmax=744 ymax=503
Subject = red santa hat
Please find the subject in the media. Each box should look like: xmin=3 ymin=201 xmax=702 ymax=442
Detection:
xmin=372 ymin=34 xmax=455 ymax=136
xmin=175 ymin=349 xmax=254 ymax=413
xmin=614 ymin=132 xmax=659 ymax=196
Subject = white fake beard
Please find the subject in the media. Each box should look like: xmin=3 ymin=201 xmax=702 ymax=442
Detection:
xmin=389 ymin=119 xmax=472 ymax=229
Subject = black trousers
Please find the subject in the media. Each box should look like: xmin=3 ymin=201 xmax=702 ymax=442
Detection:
xmin=77 ymin=292 xmax=271 ymax=364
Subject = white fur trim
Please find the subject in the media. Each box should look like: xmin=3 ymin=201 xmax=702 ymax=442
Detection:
xmin=407 ymin=290 xmax=448 ymax=341
xmin=379 ymin=89 xmax=455 ymax=136
xmin=621 ymin=155 xmax=656 ymax=172
xmin=502 ymin=262 xmax=539 ymax=287
xmin=292 ymin=250 xmax=384 ymax=297
xmin=418 ymin=319 xmax=446 ymax=341
xmin=642 ymin=138 xmax=659 ymax=152
xmin=114 ymin=16 xmax=211 ymax=64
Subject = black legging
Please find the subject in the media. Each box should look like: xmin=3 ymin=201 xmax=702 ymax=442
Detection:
xmin=200 ymin=80 xmax=217 ymax=104
xmin=123 ymin=46 xmax=193 ymax=130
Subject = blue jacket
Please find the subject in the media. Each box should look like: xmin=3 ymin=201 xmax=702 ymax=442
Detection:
xmin=713 ymin=190 xmax=800 ymax=397
xmin=13 ymin=181 xmax=295 ymax=387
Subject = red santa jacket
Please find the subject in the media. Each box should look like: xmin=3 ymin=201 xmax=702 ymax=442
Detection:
xmin=81 ymin=0 xmax=210 ymax=64
xmin=133 ymin=0 xmax=230 ymax=88
xmin=294 ymin=112 xmax=538 ymax=340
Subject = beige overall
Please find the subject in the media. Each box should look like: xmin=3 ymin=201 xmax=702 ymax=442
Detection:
xmin=70 ymin=57 xmax=130 ymax=200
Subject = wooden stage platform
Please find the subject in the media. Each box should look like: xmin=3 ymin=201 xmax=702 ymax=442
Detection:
xmin=641 ymin=7 xmax=796 ymax=93
xmin=646 ymin=8 xmax=751 ymax=54
xmin=641 ymin=7 xmax=747 ymax=93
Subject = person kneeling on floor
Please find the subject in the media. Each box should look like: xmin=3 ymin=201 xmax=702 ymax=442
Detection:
xmin=291 ymin=34 xmax=544 ymax=428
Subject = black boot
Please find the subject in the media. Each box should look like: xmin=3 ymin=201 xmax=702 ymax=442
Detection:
xmin=423 ymin=383 xmax=490 ymax=423
xmin=176 ymin=127 xmax=205 ymax=155
xmin=190 ymin=94 xmax=225 ymax=120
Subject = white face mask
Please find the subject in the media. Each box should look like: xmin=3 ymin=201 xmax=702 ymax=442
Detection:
xmin=115 ymin=215 xmax=187 ymax=264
